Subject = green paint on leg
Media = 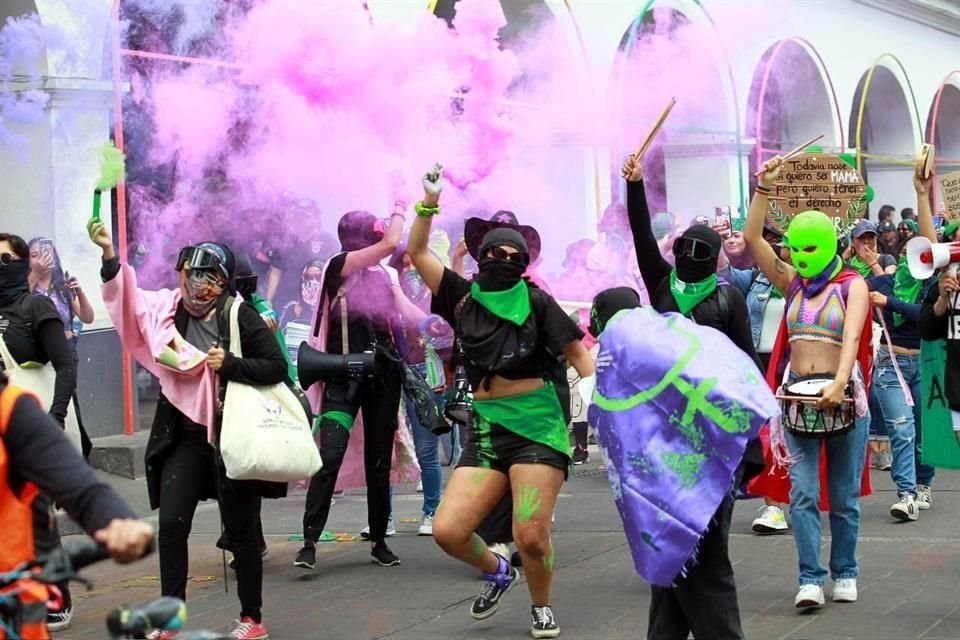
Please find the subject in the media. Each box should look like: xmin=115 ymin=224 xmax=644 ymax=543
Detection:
xmin=543 ymin=547 xmax=556 ymax=571
xmin=470 ymin=534 xmax=487 ymax=559
xmin=662 ymin=452 xmax=707 ymax=489
xmin=471 ymin=470 xmax=486 ymax=486
xmin=514 ymin=484 xmax=542 ymax=523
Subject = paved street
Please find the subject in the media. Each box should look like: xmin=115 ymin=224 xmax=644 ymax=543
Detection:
xmin=55 ymin=453 xmax=960 ymax=640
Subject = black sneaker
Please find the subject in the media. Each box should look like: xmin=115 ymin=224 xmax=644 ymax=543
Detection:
xmin=371 ymin=543 xmax=400 ymax=567
xmin=572 ymin=446 xmax=589 ymax=465
xmin=470 ymin=564 xmax=520 ymax=620
xmin=47 ymin=606 xmax=73 ymax=632
xmin=530 ymin=605 xmax=560 ymax=638
xmin=294 ymin=543 xmax=316 ymax=570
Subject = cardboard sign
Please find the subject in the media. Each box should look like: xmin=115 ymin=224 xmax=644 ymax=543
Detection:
xmin=765 ymin=153 xmax=866 ymax=235
xmin=939 ymin=170 xmax=960 ymax=222
xmin=920 ymin=339 xmax=960 ymax=469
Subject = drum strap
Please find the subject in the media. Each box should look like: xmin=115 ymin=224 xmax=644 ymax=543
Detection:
xmin=876 ymin=312 xmax=915 ymax=408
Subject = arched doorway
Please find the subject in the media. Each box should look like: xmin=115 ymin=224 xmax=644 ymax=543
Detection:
xmin=849 ymin=57 xmax=922 ymax=220
xmin=612 ymin=4 xmax=739 ymax=228
xmin=746 ymin=39 xmax=843 ymax=188
xmin=927 ymin=73 xmax=960 ymax=208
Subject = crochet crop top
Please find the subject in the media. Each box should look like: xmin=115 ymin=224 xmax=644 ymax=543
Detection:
xmin=786 ymin=281 xmax=846 ymax=347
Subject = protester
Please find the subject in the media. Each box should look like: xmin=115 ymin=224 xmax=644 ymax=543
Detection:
xmin=845 ymin=220 xmax=897 ymax=278
xmin=744 ymin=156 xmax=873 ymax=610
xmin=409 ymin=164 xmax=594 ymax=639
xmin=868 ymin=175 xmax=939 ymax=520
xmin=0 ymin=232 xmax=79 ymax=630
xmin=89 ymin=220 xmax=287 ymax=640
xmin=878 ymin=220 xmax=900 ymax=257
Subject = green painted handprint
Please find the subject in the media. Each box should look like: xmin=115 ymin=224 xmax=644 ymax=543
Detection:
xmin=514 ymin=484 xmax=542 ymax=523
xmin=470 ymin=533 xmax=486 ymax=559
xmin=543 ymin=546 xmax=556 ymax=571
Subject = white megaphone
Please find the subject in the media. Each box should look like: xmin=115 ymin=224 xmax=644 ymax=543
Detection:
xmin=906 ymin=236 xmax=960 ymax=279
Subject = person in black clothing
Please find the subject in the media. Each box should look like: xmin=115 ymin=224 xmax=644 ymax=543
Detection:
xmin=919 ymin=266 xmax=960 ymax=446
xmin=623 ymin=155 xmax=761 ymax=640
xmin=296 ymin=202 xmax=413 ymax=571
xmin=1 ymin=371 xmax=154 ymax=558
xmin=0 ymin=232 xmax=80 ymax=631
xmin=89 ymin=220 xmax=287 ymax=640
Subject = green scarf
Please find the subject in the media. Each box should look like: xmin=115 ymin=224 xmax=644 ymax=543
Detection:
xmin=470 ymin=280 xmax=531 ymax=326
xmin=669 ymin=271 xmax=718 ymax=316
xmin=892 ymin=256 xmax=922 ymax=326
xmin=848 ymin=256 xmax=873 ymax=278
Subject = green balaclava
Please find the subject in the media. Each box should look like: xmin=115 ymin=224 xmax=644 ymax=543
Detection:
xmin=785 ymin=210 xmax=837 ymax=279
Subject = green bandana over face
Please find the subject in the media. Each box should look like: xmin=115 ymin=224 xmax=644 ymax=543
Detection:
xmin=848 ymin=256 xmax=873 ymax=278
xmin=669 ymin=270 xmax=718 ymax=317
xmin=470 ymin=280 xmax=531 ymax=325
xmin=892 ymin=256 xmax=922 ymax=326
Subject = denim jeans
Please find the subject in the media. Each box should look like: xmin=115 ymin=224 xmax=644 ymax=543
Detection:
xmin=868 ymin=384 xmax=888 ymax=439
xmin=439 ymin=425 xmax=462 ymax=466
xmin=786 ymin=399 xmax=869 ymax=586
xmin=403 ymin=363 xmax=444 ymax=516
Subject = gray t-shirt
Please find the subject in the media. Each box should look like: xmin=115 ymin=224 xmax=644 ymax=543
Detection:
xmin=184 ymin=314 xmax=218 ymax=352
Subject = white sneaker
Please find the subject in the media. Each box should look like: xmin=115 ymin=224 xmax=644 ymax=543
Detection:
xmin=418 ymin=513 xmax=434 ymax=536
xmin=360 ymin=517 xmax=396 ymax=539
xmin=489 ymin=543 xmax=510 ymax=559
xmin=917 ymin=484 xmax=932 ymax=510
xmin=832 ymin=578 xmax=858 ymax=603
xmin=416 ymin=480 xmax=423 ymax=493
xmin=794 ymin=584 xmax=825 ymax=608
xmin=890 ymin=493 xmax=919 ymax=521
xmin=751 ymin=505 xmax=788 ymax=534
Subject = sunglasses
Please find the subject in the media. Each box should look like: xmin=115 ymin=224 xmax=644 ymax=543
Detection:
xmin=486 ymin=246 xmax=528 ymax=263
xmin=0 ymin=253 xmax=16 ymax=265
xmin=672 ymin=237 xmax=716 ymax=262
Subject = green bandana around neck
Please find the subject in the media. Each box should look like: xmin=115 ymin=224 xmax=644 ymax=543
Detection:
xmin=848 ymin=255 xmax=873 ymax=279
xmin=892 ymin=256 xmax=922 ymax=326
xmin=470 ymin=280 xmax=531 ymax=325
xmin=669 ymin=270 xmax=718 ymax=316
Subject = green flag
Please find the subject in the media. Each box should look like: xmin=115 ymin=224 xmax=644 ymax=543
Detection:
xmin=920 ymin=340 xmax=960 ymax=469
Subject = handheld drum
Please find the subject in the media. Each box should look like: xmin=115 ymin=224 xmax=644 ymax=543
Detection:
xmin=776 ymin=377 xmax=854 ymax=438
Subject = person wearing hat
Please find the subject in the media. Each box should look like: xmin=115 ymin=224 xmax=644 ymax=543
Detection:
xmin=407 ymin=164 xmax=594 ymax=639
xmin=88 ymin=220 xmax=288 ymax=640
xmin=941 ymin=220 xmax=960 ymax=243
xmin=898 ymin=219 xmax=919 ymax=246
xmin=622 ymin=155 xmax=763 ymax=640
xmin=878 ymin=219 xmax=900 ymax=257
xmin=867 ymin=174 xmax=940 ymax=521
xmin=846 ymin=219 xmax=897 ymax=279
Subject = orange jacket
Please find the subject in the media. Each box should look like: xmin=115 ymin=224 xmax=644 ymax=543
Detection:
xmin=0 ymin=386 xmax=50 ymax=640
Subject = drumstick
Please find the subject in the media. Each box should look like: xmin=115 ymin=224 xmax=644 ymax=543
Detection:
xmin=632 ymin=97 xmax=676 ymax=160
xmin=753 ymin=133 xmax=825 ymax=177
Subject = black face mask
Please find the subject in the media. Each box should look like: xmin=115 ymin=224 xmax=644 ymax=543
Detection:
xmin=475 ymin=257 xmax=527 ymax=292
xmin=0 ymin=260 xmax=30 ymax=307
xmin=674 ymin=226 xmax=721 ymax=283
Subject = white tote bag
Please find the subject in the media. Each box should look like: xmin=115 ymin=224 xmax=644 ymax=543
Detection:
xmin=0 ymin=334 xmax=82 ymax=452
xmin=219 ymin=300 xmax=321 ymax=482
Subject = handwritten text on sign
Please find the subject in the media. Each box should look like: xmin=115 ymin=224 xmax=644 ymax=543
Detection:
xmin=766 ymin=154 xmax=866 ymax=235
xmin=939 ymin=170 xmax=960 ymax=222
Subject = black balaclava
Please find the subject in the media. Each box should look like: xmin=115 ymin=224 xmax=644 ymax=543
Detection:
xmin=674 ymin=224 xmax=722 ymax=282
xmin=233 ymin=254 xmax=258 ymax=299
xmin=590 ymin=287 xmax=641 ymax=336
xmin=475 ymin=228 xmax=529 ymax=292
xmin=338 ymin=210 xmax=383 ymax=251
xmin=0 ymin=260 xmax=30 ymax=307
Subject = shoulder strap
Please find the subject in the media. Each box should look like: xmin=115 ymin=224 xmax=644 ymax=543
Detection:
xmin=0 ymin=385 xmax=27 ymax=436
xmin=717 ymin=284 xmax=730 ymax=324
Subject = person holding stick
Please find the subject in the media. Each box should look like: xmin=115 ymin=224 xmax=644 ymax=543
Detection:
xmin=743 ymin=155 xmax=874 ymax=610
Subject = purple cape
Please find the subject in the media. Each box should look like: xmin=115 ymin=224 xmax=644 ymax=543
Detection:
xmin=587 ymin=307 xmax=778 ymax=586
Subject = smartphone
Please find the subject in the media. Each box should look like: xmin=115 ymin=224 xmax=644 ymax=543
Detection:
xmin=39 ymin=239 xmax=54 ymax=257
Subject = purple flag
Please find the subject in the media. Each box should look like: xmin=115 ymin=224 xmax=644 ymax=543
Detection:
xmin=588 ymin=307 xmax=779 ymax=586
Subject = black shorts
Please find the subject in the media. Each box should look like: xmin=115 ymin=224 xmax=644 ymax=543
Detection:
xmin=458 ymin=415 xmax=570 ymax=479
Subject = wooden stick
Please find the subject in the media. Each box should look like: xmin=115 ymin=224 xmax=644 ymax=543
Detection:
xmin=633 ymin=97 xmax=676 ymax=160
xmin=753 ymin=133 xmax=825 ymax=177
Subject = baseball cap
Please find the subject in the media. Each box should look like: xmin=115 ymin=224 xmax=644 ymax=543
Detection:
xmin=850 ymin=219 xmax=878 ymax=239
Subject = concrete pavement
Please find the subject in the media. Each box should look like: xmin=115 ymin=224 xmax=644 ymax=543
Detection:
xmin=55 ymin=453 xmax=960 ymax=640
